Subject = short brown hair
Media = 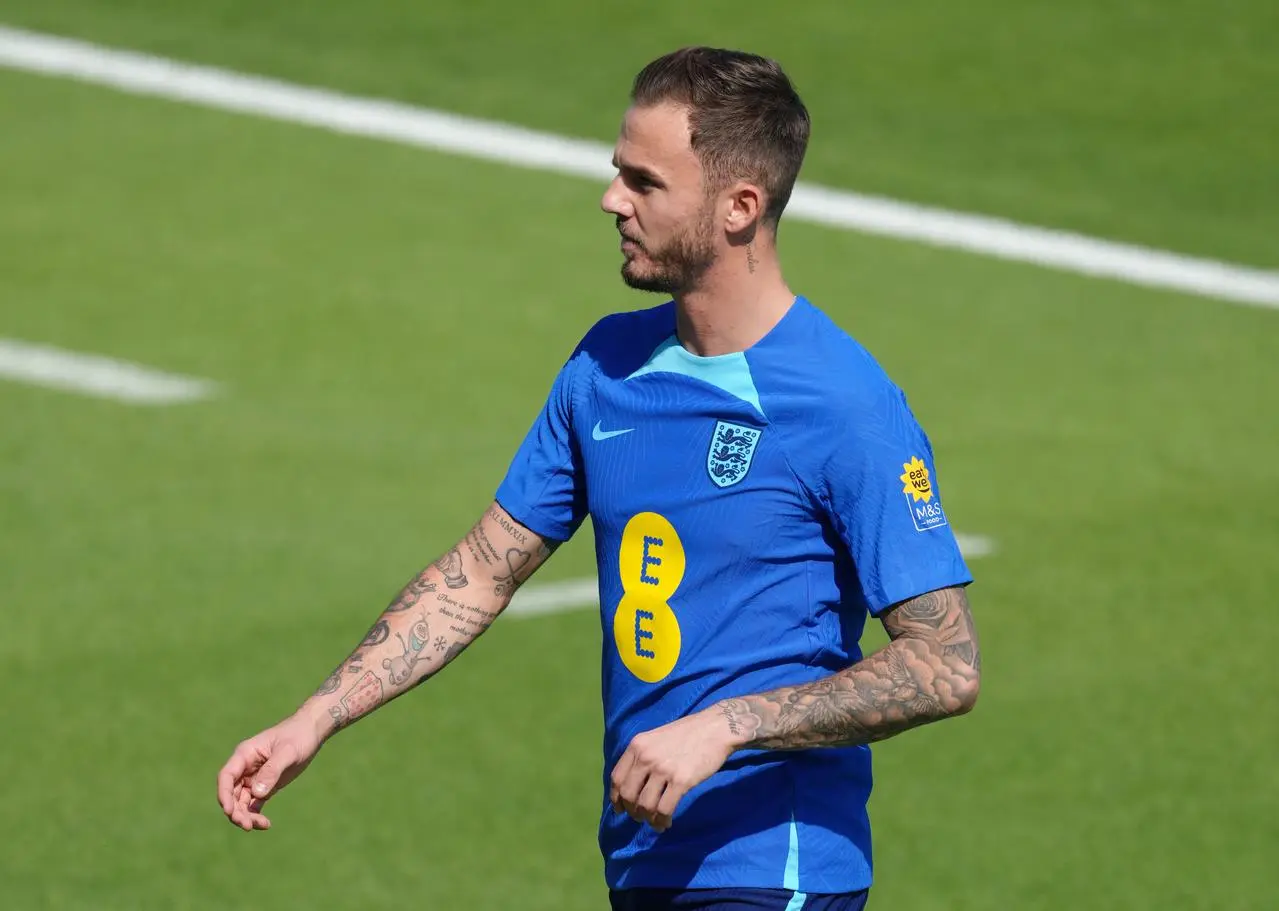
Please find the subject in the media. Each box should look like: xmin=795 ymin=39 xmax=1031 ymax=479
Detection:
xmin=631 ymin=47 xmax=811 ymax=228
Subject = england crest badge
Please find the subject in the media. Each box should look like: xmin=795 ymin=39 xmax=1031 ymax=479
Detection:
xmin=706 ymin=420 xmax=762 ymax=489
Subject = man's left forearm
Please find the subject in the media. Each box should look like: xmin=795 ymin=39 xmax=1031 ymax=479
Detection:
xmin=610 ymin=589 xmax=978 ymax=830
xmin=717 ymin=586 xmax=981 ymax=750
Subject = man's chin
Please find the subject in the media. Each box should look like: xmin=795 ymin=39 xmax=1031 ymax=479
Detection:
xmin=621 ymin=265 xmax=675 ymax=294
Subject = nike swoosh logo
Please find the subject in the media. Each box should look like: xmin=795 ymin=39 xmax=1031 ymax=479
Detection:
xmin=592 ymin=421 xmax=635 ymax=441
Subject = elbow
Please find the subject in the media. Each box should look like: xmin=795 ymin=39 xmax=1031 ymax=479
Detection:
xmin=954 ymin=677 xmax=980 ymax=716
xmin=951 ymin=661 xmax=981 ymax=717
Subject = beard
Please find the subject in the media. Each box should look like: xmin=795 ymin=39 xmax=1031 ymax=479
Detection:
xmin=619 ymin=207 xmax=717 ymax=295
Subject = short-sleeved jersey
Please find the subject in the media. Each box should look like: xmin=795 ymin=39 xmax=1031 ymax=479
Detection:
xmin=496 ymin=297 xmax=971 ymax=894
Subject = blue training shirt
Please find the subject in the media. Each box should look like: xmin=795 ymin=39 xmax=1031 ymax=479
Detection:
xmin=495 ymin=296 xmax=972 ymax=894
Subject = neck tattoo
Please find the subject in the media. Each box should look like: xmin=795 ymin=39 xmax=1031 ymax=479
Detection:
xmin=746 ymin=243 xmax=758 ymax=274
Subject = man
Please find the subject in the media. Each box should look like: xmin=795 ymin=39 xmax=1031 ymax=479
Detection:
xmin=217 ymin=47 xmax=980 ymax=911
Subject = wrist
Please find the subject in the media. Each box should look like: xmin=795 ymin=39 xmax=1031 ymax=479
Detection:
xmin=712 ymin=698 xmax=759 ymax=751
xmin=295 ymin=699 xmax=338 ymax=743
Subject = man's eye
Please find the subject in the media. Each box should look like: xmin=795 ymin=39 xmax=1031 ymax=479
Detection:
xmin=626 ymin=172 xmax=654 ymax=191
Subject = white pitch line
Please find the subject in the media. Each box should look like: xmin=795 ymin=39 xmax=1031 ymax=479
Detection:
xmin=506 ymin=578 xmax=601 ymax=618
xmin=508 ymin=534 xmax=996 ymax=619
xmin=955 ymin=533 xmax=996 ymax=559
xmin=0 ymin=338 xmax=218 ymax=404
xmin=0 ymin=26 xmax=1276 ymax=310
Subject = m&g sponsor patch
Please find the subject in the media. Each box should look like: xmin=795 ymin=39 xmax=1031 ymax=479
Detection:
xmin=900 ymin=456 xmax=948 ymax=531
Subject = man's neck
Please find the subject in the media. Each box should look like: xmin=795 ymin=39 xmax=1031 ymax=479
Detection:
xmin=673 ymin=252 xmax=795 ymax=357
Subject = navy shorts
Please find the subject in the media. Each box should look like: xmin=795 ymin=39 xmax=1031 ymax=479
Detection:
xmin=608 ymin=887 xmax=870 ymax=911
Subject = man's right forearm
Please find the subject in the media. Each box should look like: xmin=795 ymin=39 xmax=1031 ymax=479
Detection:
xmin=294 ymin=503 xmax=555 ymax=740
xmin=295 ymin=557 xmax=491 ymax=739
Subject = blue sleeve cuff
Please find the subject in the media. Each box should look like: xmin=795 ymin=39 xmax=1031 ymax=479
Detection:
xmin=866 ymin=561 xmax=974 ymax=616
xmin=493 ymin=484 xmax=576 ymax=544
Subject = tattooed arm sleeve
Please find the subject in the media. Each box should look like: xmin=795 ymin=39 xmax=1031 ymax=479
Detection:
xmin=716 ymin=586 xmax=981 ymax=750
xmin=295 ymin=501 xmax=559 ymax=740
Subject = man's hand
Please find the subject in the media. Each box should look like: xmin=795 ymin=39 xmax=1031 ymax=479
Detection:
xmin=216 ymin=711 xmax=324 ymax=831
xmin=609 ymin=706 xmax=738 ymax=833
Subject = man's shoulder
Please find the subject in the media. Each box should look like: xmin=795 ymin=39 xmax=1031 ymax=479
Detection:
xmin=570 ymin=301 xmax=676 ymax=376
xmin=580 ymin=300 xmax=675 ymax=342
xmin=756 ymin=297 xmax=903 ymax=421
xmin=759 ymin=299 xmax=927 ymax=495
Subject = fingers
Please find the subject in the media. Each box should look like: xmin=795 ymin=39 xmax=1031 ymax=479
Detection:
xmin=625 ymin=771 xmax=684 ymax=832
xmin=615 ymin=770 xmax=679 ymax=832
xmin=231 ymin=781 xmax=273 ymax=831
xmin=218 ymin=735 xmax=284 ymax=831
xmin=653 ymin=780 xmax=685 ymax=833
xmin=611 ymin=741 xmax=678 ymax=832
xmin=218 ymin=740 xmax=264 ymax=820
xmin=243 ymin=796 xmax=273 ymax=831
xmin=237 ymin=783 xmax=269 ymax=830
xmin=248 ymin=743 xmax=296 ymax=802
xmin=611 ymin=745 xmax=650 ymax=823
xmin=635 ymin=775 xmax=668 ymax=831
xmin=616 ymin=769 xmax=647 ymax=822
xmin=609 ymin=748 xmax=636 ymax=814
xmin=217 ymin=762 xmax=241 ymax=817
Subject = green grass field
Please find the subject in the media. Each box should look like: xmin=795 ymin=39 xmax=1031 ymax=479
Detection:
xmin=1 ymin=3 xmax=1277 ymax=909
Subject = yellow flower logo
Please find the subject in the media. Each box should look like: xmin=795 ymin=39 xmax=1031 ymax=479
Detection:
xmin=900 ymin=457 xmax=933 ymax=503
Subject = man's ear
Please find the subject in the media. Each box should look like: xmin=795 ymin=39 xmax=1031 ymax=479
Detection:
xmin=723 ymin=181 xmax=764 ymax=236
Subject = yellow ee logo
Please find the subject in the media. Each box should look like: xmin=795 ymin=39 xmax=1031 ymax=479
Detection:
xmin=613 ymin=512 xmax=684 ymax=683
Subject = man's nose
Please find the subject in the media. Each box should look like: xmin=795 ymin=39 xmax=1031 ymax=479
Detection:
xmin=601 ymin=176 xmax=632 ymax=217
